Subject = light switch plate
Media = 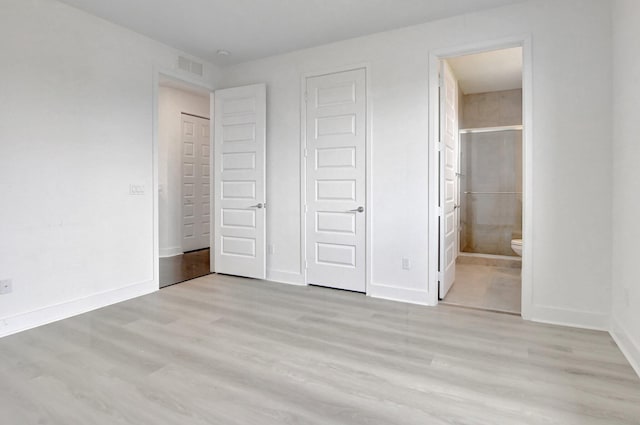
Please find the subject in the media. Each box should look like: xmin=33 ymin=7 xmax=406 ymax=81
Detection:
xmin=129 ymin=184 xmax=145 ymax=195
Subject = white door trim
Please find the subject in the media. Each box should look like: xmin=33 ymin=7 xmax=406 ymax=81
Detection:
xmin=300 ymin=63 xmax=372 ymax=294
xmin=427 ymin=35 xmax=534 ymax=319
xmin=152 ymin=67 xmax=216 ymax=289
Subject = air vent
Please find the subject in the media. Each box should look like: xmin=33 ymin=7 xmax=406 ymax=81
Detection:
xmin=177 ymin=56 xmax=204 ymax=77
xmin=190 ymin=61 xmax=203 ymax=76
xmin=177 ymin=56 xmax=191 ymax=72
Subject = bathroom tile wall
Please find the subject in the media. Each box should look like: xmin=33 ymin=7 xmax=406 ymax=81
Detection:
xmin=461 ymin=89 xmax=522 ymax=129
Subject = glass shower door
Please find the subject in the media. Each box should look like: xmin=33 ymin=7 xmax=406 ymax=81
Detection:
xmin=459 ymin=128 xmax=523 ymax=256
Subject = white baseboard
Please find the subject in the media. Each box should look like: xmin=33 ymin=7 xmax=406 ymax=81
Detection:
xmin=159 ymin=246 xmax=183 ymax=258
xmin=0 ymin=280 xmax=157 ymax=338
xmin=610 ymin=316 xmax=640 ymax=378
xmin=368 ymin=282 xmax=434 ymax=306
xmin=530 ymin=304 xmax=609 ymax=331
xmin=266 ymin=269 xmax=305 ymax=286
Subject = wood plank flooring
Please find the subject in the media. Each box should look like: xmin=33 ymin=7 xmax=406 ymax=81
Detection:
xmin=1 ymin=274 xmax=639 ymax=424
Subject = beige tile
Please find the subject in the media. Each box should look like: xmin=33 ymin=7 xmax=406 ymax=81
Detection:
xmin=443 ymin=262 xmax=522 ymax=314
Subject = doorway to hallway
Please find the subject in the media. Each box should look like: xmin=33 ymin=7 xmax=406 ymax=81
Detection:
xmin=160 ymin=248 xmax=210 ymax=288
xmin=157 ymin=75 xmax=213 ymax=287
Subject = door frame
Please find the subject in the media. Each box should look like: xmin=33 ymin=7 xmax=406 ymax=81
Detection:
xmin=300 ymin=63 xmax=372 ymax=293
xmin=152 ymin=67 xmax=216 ymax=289
xmin=427 ymin=35 xmax=534 ymax=319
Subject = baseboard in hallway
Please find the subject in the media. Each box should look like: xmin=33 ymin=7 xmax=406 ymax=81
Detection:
xmin=160 ymin=248 xmax=211 ymax=288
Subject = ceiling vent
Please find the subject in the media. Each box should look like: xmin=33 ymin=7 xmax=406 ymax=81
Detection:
xmin=177 ymin=56 xmax=204 ymax=77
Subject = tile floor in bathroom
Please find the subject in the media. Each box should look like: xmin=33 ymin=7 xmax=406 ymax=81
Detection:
xmin=441 ymin=256 xmax=522 ymax=314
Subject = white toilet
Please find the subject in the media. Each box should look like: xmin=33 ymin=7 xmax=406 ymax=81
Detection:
xmin=511 ymin=239 xmax=523 ymax=257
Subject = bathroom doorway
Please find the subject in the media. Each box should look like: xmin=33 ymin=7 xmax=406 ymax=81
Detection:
xmin=435 ymin=46 xmax=525 ymax=315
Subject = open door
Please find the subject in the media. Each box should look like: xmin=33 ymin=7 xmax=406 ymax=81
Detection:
xmin=438 ymin=61 xmax=459 ymax=299
xmin=213 ymin=84 xmax=266 ymax=279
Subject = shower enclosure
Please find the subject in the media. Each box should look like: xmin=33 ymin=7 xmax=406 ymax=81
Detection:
xmin=459 ymin=127 xmax=522 ymax=256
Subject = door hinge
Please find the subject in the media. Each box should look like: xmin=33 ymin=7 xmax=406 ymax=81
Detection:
xmin=438 ymin=271 xmax=444 ymax=281
xmin=438 ymin=75 xmax=444 ymax=88
xmin=304 ymin=148 xmax=308 ymax=158
xmin=437 ymin=206 xmax=443 ymax=216
xmin=305 ymin=260 xmax=308 ymax=270
xmin=304 ymin=204 xmax=308 ymax=213
xmin=437 ymin=141 xmax=443 ymax=152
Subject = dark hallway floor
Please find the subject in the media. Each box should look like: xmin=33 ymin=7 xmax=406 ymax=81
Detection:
xmin=159 ymin=248 xmax=211 ymax=288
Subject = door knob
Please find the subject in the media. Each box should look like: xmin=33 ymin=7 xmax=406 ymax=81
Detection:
xmin=349 ymin=206 xmax=364 ymax=213
xmin=250 ymin=203 xmax=264 ymax=209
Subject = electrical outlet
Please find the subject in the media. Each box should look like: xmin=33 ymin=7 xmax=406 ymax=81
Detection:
xmin=402 ymin=258 xmax=411 ymax=270
xmin=0 ymin=279 xmax=13 ymax=295
xmin=129 ymin=184 xmax=145 ymax=195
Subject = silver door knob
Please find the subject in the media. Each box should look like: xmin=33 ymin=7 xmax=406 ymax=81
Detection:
xmin=349 ymin=206 xmax=364 ymax=213
xmin=250 ymin=203 xmax=264 ymax=209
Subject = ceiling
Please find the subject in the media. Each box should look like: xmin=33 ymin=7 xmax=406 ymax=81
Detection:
xmin=447 ymin=47 xmax=523 ymax=94
xmin=58 ymin=0 xmax=529 ymax=66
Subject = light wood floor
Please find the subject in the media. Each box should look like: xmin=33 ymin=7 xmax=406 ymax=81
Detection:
xmin=1 ymin=274 xmax=639 ymax=425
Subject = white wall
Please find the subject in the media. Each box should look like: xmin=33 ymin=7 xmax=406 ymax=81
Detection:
xmin=611 ymin=0 xmax=640 ymax=375
xmin=0 ymin=0 xmax=218 ymax=336
xmin=219 ymin=0 xmax=613 ymax=328
xmin=158 ymin=86 xmax=210 ymax=257
xmin=0 ymin=0 xmax=616 ymax=337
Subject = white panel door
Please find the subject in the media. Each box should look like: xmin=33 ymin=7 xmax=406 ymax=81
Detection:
xmin=439 ymin=61 xmax=459 ymax=298
xmin=306 ymin=68 xmax=366 ymax=293
xmin=214 ymin=84 xmax=266 ymax=279
xmin=181 ymin=114 xmax=211 ymax=253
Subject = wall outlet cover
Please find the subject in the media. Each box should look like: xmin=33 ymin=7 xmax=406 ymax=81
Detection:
xmin=0 ymin=279 xmax=13 ymax=295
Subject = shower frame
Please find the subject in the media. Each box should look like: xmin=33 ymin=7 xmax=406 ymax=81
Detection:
xmin=458 ymin=125 xmax=523 ymax=257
